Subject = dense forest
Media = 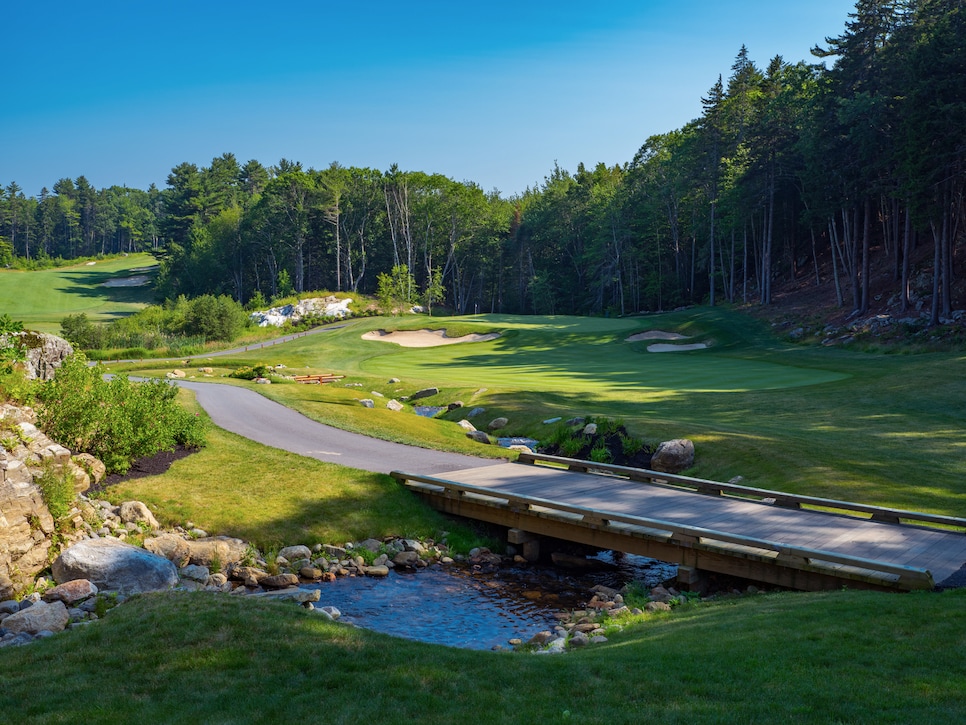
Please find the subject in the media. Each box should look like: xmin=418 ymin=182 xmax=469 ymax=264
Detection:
xmin=1 ymin=0 xmax=963 ymax=324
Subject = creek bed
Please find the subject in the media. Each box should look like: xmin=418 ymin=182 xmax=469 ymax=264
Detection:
xmin=303 ymin=552 xmax=676 ymax=650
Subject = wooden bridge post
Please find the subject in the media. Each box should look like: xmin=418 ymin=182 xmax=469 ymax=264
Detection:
xmin=675 ymin=566 xmax=708 ymax=594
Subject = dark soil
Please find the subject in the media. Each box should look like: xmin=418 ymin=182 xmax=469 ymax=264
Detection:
xmin=93 ymin=445 xmax=200 ymax=492
xmin=538 ymin=426 xmax=653 ymax=469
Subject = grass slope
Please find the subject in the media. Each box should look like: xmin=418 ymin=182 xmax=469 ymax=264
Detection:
xmin=1 ymin=588 xmax=964 ymax=723
xmin=0 ymin=254 xmax=158 ymax=332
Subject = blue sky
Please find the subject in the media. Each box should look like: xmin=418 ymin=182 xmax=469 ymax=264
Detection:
xmin=3 ymin=1 xmax=855 ymax=198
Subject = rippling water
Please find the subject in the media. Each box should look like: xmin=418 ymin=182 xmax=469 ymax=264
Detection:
xmin=303 ymin=554 xmax=676 ymax=650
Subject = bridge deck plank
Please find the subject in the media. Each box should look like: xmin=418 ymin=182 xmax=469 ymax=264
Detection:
xmin=431 ymin=463 xmax=966 ymax=585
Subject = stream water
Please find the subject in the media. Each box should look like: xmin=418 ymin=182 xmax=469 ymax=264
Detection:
xmin=303 ymin=553 xmax=676 ymax=650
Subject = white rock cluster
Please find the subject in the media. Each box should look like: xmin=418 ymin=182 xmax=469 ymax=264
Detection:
xmin=250 ymin=296 xmax=352 ymax=327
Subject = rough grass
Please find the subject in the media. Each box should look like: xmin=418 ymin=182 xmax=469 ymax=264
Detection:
xmin=0 ymin=254 xmax=158 ymax=332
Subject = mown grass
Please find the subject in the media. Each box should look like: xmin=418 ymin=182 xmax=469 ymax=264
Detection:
xmin=1 ymin=588 xmax=964 ymax=723
xmin=0 ymin=254 xmax=158 ymax=332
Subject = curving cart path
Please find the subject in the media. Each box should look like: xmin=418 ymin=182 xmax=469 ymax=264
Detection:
xmin=173 ymin=380 xmax=505 ymax=476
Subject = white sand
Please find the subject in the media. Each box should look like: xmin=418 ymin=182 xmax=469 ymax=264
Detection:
xmin=625 ymin=330 xmax=689 ymax=342
xmin=102 ymin=275 xmax=151 ymax=287
xmin=646 ymin=342 xmax=709 ymax=352
xmin=362 ymin=329 xmax=501 ymax=347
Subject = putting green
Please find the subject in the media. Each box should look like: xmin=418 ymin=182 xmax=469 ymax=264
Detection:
xmin=360 ymin=314 xmax=847 ymax=394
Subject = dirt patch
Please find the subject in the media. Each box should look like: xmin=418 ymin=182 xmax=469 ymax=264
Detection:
xmin=92 ymin=445 xmax=200 ymax=492
xmin=362 ymin=329 xmax=500 ymax=347
xmin=626 ymin=330 xmax=689 ymax=342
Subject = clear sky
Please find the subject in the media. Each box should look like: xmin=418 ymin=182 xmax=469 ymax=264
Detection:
xmin=3 ymin=1 xmax=855 ymax=199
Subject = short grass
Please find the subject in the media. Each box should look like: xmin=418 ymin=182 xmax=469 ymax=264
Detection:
xmin=0 ymin=254 xmax=158 ymax=332
xmin=1 ymin=588 xmax=964 ymax=723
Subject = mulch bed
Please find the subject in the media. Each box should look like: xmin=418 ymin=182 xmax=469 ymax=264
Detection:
xmin=93 ymin=445 xmax=201 ymax=492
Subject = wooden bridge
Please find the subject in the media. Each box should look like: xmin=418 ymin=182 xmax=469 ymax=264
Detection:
xmin=391 ymin=453 xmax=966 ymax=592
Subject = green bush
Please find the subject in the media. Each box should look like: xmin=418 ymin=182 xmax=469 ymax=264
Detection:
xmin=35 ymin=465 xmax=74 ymax=520
xmin=36 ymin=354 xmax=207 ymax=474
xmin=228 ymin=364 xmax=272 ymax=381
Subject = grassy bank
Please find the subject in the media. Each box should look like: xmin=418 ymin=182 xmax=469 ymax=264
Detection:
xmin=1 ymin=588 xmax=964 ymax=723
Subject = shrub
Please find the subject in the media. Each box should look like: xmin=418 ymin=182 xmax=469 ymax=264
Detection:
xmin=589 ymin=439 xmax=612 ymax=464
xmin=229 ymin=364 xmax=272 ymax=381
xmin=36 ymin=354 xmax=207 ymax=474
xmin=35 ymin=465 xmax=74 ymax=520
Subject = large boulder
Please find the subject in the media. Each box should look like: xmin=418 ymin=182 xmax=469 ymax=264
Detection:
xmin=0 ymin=453 xmax=56 ymax=600
xmin=2 ymin=600 xmax=70 ymax=635
xmin=650 ymin=439 xmax=695 ymax=473
xmin=52 ymin=538 xmax=178 ymax=594
xmin=0 ymin=332 xmax=73 ymax=381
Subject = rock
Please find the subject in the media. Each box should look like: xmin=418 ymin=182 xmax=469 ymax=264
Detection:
xmin=465 ymin=430 xmax=491 ymax=444
xmin=254 ymin=378 xmax=271 ymax=384
xmin=73 ymin=453 xmax=106 ymax=485
xmin=410 ymin=387 xmax=440 ymax=401
xmin=183 ymin=536 xmax=248 ymax=567
xmin=42 ymin=579 xmax=98 ymax=605
xmin=279 ymin=545 xmax=312 ymax=561
xmin=300 ymin=566 xmax=323 ymax=579
xmin=259 ymin=573 xmax=300 ymax=589
xmin=565 ymin=417 xmax=585 ymax=426
xmin=457 ymin=419 xmax=476 ymax=432
xmin=649 ymin=585 xmax=673 ymax=603
xmin=366 ymin=565 xmax=390 ymax=577
xmin=0 ymin=600 xmax=21 ymax=615
xmin=248 ymin=587 xmax=320 ymax=603
xmin=393 ymin=551 xmax=420 ymax=568
xmin=322 ymin=544 xmax=347 ymax=558
xmin=569 ymin=632 xmax=590 ymax=648
xmin=2 ymin=600 xmax=69 ymax=634
xmin=118 ymin=501 xmax=160 ymax=530
xmin=0 ymin=332 xmax=73 ymax=381
xmin=386 ymin=399 xmax=405 ymax=412
xmin=447 ymin=401 xmax=464 ymax=410
xmin=388 ymin=378 xmax=401 ymax=384
xmin=370 ymin=391 xmax=384 ymax=398
xmin=168 ymin=369 xmax=186 ymax=379
xmin=318 ymin=605 xmax=341 ymax=619
xmin=466 ymin=407 xmax=485 ymax=419
xmin=650 ymin=439 xmax=695 ymax=473
xmin=52 ymin=538 xmax=178 ymax=594
xmin=582 ymin=423 xmax=598 ymax=436
xmin=359 ymin=399 xmax=374 ymax=408
xmin=488 ymin=417 xmax=508 ymax=431
xmin=179 ymin=565 xmax=210 ymax=583
xmin=646 ymin=601 xmax=672 ymax=613
xmin=143 ymin=534 xmax=191 ymax=567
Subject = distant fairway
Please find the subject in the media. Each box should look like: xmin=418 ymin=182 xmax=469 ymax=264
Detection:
xmin=0 ymin=254 xmax=158 ymax=332
xmin=360 ymin=314 xmax=846 ymax=395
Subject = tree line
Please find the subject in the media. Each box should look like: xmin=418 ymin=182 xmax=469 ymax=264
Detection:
xmin=1 ymin=0 xmax=962 ymax=323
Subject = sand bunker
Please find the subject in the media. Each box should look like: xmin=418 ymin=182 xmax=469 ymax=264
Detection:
xmin=626 ymin=330 xmax=690 ymax=342
xmin=102 ymin=275 xmax=151 ymax=287
xmin=647 ymin=342 xmax=709 ymax=352
xmin=362 ymin=329 xmax=500 ymax=347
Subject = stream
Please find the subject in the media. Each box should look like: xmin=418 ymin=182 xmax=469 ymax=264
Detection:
xmin=303 ymin=552 xmax=677 ymax=650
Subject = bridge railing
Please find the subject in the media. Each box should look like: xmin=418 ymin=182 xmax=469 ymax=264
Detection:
xmin=516 ymin=452 xmax=966 ymax=534
xmin=390 ymin=469 xmax=934 ymax=591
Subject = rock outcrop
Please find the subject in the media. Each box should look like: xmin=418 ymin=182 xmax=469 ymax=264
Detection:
xmin=1 ymin=403 xmax=98 ymax=598
xmin=0 ymin=332 xmax=73 ymax=381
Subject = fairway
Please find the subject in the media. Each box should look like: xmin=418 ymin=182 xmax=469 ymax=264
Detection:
xmin=360 ymin=314 xmax=847 ymax=394
xmin=0 ymin=254 xmax=158 ymax=332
